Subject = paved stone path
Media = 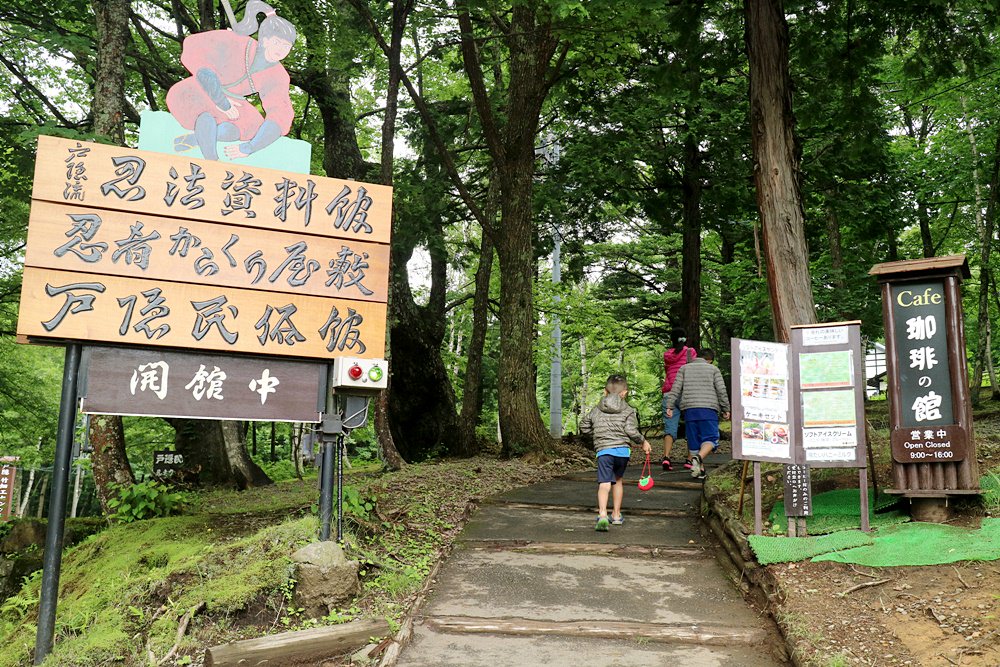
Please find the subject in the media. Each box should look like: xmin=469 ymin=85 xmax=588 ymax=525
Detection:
xmin=395 ymin=454 xmax=785 ymax=666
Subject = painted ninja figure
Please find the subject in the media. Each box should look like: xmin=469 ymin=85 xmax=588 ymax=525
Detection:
xmin=166 ymin=0 xmax=295 ymax=161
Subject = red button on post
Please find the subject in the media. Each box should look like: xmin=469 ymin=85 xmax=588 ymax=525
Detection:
xmin=348 ymin=364 xmax=364 ymax=380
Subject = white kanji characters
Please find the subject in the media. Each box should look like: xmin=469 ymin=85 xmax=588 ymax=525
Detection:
xmin=911 ymin=391 xmax=943 ymax=422
xmin=249 ymin=369 xmax=280 ymax=405
xmin=937 ymin=429 xmax=947 ymax=438
xmin=923 ymin=429 xmax=934 ymax=440
xmin=129 ymin=361 xmax=169 ymax=400
xmin=905 ymin=315 xmax=937 ymax=341
xmin=910 ymin=430 xmax=921 ymax=440
xmin=185 ymin=365 xmax=226 ymax=400
xmin=909 ymin=346 xmax=938 ymax=371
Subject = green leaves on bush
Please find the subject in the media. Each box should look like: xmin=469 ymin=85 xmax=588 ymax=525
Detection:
xmin=107 ymin=480 xmax=188 ymax=522
xmin=342 ymin=485 xmax=375 ymax=519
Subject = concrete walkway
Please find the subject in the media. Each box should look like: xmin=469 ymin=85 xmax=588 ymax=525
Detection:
xmin=395 ymin=454 xmax=785 ymax=667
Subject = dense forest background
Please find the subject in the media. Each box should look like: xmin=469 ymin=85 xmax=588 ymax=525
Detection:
xmin=2 ymin=0 xmax=1000 ymax=504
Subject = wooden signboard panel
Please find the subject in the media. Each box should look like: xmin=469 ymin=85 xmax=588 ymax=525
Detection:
xmin=18 ymin=267 xmax=385 ymax=361
xmin=0 ymin=457 xmax=17 ymax=521
xmin=80 ymin=346 xmax=325 ymax=422
xmin=24 ymin=200 xmax=389 ymax=303
xmin=36 ymin=135 xmax=392 ymax=245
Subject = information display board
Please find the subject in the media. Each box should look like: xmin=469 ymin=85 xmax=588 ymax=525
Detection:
xmin=732 ymin=339 xmax=794 ymax=464
xmin=791 ymin=323 xmax=866 ymax=468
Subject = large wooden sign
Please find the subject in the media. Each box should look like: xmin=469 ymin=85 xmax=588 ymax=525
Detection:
xmin=18 ymin=137 xmax=391 ymax=361
xmin=24 ymin=201 xmax=389 ymax=302
xmin=870 ymin=255 xmax=979 ymax=496
xmin=80 ymin=346 xmax=325 ymax=422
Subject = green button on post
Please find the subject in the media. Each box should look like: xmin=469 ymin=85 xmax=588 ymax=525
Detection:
xmin=368 ymin=365 xmax=384 ymax=382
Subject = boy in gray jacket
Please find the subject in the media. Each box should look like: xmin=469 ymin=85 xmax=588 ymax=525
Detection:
xmin=665 ymin=349 xmax=731 ymax=480
xmin=580 ymin=374 xmax=652 ymax=531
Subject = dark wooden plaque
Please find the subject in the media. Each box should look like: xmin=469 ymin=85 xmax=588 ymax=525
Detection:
xmin=80 ymin=346 xmax=326 ymax=422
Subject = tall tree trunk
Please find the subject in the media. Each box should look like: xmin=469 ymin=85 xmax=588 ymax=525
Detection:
xmin=917 ymin=202 xmax=936 ymax=258
xmin=679 ymin=128 xmax=703 ymax=349
xmin=457 ymin=222 xmax=496 ymax=448
xmin=197 ymin=0 xmax=215 ymax=30
xmin=458 ymin=1 xmax=560 ymax=456
xmin=677 ymin=2 xmax=704 ymax=349
xmin=88 ymin=0 xmax=136 ymax=514
xmin=372 ymin=0 xmax=414 ymax=470
xmin=825 ymin=189 xmax=846 ymax=292
xmin=90 ymin=414 xmax=133 ymax=512
xmin=744 ymin=0 xmax=817 ymax=341
xmin=719 ymin=226 xmax=737 ymax=377
xmin=168 ymin=419 xmax=270 ymax=488
xmin=35 ymin=474 xmax=48 ymax=518
xmin=91 ymin=0 xmax=129 ymax=144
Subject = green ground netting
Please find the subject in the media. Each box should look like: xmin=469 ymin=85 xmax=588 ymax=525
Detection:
xmin=813 ymin=518 xmax=1000 ymax=566
xmin=748 ymin=530 xmax=874 ymax=565
xmin=768 ymin=487 xmax=905 ymax=535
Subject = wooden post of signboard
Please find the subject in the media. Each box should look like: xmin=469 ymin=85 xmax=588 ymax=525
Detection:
xmin=869 ymin=256 xmax=980 ymax=520
xmin=753 ymin=462 xmax=763 ymax=535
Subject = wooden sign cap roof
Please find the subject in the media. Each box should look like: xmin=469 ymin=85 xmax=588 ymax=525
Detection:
xmin=868 ymin=254 xmax=970 ymax=279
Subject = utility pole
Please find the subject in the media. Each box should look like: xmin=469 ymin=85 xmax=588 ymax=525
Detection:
xmin=540 ymin=134 xmax=562 ymax=438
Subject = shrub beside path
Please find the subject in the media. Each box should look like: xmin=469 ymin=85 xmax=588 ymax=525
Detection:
xmin=392 ymin=453 xmax=787 ymax=667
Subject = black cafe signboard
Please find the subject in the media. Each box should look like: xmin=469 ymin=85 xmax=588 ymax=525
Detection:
xmin=889 ymin=281 xmax=965 ymax=462
xmin=871 ymin=255 xmax=980 ymax=498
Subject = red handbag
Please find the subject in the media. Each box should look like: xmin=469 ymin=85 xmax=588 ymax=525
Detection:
xmin=637 ymin=453 xmax=654 ymax=491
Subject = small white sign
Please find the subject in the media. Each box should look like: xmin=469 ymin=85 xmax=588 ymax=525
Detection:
xmin=802 ymin=426 xmax=857 ymax=448
xmin=805 ymin=447 xmax=857 ymax=462
xmin=802 ymin=326 xmax=849 ymax=347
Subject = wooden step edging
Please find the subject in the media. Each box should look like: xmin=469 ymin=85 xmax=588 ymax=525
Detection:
xmin=701 ymin=478 xmax=793 ymax=664
xmin=461 ymin=539 xmax=707 ymax=559
xmin=488 ymin=501 xmax=695 ymax=517
xmin=421 ymin=615 xmax=769 ymax=647
xmin=204 ymin=618 xmax=389 ymax=666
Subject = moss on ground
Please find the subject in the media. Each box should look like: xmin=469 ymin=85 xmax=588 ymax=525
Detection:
xmin=0 ymin=456 xmax=579 ymax=666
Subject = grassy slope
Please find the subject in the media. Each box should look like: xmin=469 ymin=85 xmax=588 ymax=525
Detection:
xmin=0 ymin=456 xmax=581 ymax=666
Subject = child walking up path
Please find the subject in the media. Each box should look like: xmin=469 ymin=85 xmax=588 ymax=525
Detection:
xmin=579 ymin=374 xmax=652 ymax=531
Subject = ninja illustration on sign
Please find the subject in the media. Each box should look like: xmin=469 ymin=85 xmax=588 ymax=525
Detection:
xmin=166 ymin=0 xmax=296 ymax=162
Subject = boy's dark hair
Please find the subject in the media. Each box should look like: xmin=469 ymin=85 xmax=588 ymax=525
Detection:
xmin=605 ymin=374 xmax=628 ymax=393
xmin=701 ymin=348 xmax=715 ymax=362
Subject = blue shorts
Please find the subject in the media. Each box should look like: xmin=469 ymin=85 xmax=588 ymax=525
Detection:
xmin=596 ymin=455 xmax=629 ymax=484
xmin=662 ymin=394 xmax=681 ymax=438
xmin=686 ymin=419 xmax=720 ymax=453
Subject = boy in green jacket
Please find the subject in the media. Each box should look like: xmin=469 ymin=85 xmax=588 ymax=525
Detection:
xmin=580 ymin=374 xmax=652 ymax=531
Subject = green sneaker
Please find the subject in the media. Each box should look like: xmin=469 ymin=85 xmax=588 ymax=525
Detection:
xmin=595 ymin=516 xmax=610 ymax=532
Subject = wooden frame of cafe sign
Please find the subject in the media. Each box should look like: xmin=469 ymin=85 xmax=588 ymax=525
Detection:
xmin=869 ymin=255 xmax=980 ymax=513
